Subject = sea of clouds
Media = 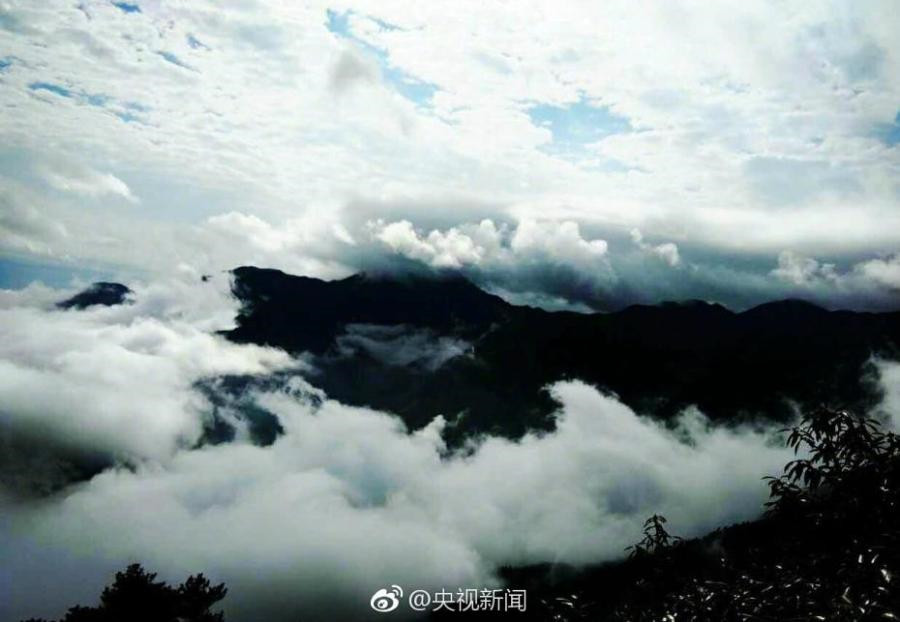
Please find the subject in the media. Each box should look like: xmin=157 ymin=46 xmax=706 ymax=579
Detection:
xmin=1 ymin=274 xmax=898 ymax=621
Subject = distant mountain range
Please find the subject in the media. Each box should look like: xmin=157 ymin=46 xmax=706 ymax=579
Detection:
xmin=220 ymin=267 xmax=900 ymax=443
xmin=55 ymin=267 xmax=900 ymax=443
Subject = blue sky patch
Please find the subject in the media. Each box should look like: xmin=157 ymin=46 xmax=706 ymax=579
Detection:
xmin=528 ymin=97 xmax=632 ymax=151
xmin=111 ymin=2 xmax=141 ymax=14
xmin=382 ymin=66 xmax=438 ymax=103
xmin=29 ymin=81 xmax=147 ymax=124
xmin=85 ymin=92 xmax=111 ymax=107
xmin=325 ymin=9 xmax=437 ymax=107
xmin=29 ymin=82 xmax=108 ymax=107
xmin=326 ymin=8 xmax=351 ymax=36
xmin=29 ymin=82 xmax=72 ymax=98
xmin=0 ymin=256 xmax=115 ymax=290
xmin=187 ymin=34 xmax=209 ymax=50
xmin=157 ymin=51 xmax=191 ymax=70
xmin=115 ymin=102 xmax=149 ymax=123
xmin=877 ymin=110 xmax=900 ymax=146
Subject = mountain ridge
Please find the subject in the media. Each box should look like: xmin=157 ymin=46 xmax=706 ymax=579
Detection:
xmin=57 ymin=269 xmax=900 ymax=443
xmin=221 ymin=267 xmax=900 ymax=441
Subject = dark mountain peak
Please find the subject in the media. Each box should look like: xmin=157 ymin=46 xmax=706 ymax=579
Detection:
xmin=232 ymin=265 xmax=324 ymax=287
xmin=345 ymin=268 xmax=497 ymax=295
xmin=231 ymin=265 xmax=507 ymax=306
xmin=222 ymin=265 xmax=900 ymax=441
xmin=746 ymin=298 xmax=825 ymax=312
xmin=57 ymin=282 xmax=132 ymax=310
xmin=742 ymin=298 xmax=829 ymax=320
xmin=663 ymin=299 xmax=730 ymax=310
xmin=226 ymin=266 xmax=512 ymax=354
xmin=621 ymin=299 xmax=734 ymax=321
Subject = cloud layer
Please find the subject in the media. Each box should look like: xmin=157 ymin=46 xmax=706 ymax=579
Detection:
xmin=1 ymin=1 xmax=898 ymax=310
xmin=3 ymin=382 xmax=793 ymax=621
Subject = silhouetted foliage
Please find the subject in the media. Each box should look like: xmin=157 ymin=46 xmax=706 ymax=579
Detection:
xmin=526 ymin=406 xmax=900 ymax=621
xmin=625 ymin=514 xmax=682 ymax=559
xmin=21 ymin=564 xmax=227 ymax=622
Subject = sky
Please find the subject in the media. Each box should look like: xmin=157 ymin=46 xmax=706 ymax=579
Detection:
xmin=0 ymin=0 xmax=898 ymax=309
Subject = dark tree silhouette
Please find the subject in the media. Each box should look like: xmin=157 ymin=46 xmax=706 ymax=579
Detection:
xmin=624 ymin=514 xmax=682 ymax=559
xmin=530 ymin=406 xmax=900 ymax=621
xmin=20 ymin=564 xmax=227 ymax=622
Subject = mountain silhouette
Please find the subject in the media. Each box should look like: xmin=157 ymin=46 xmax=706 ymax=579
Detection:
xmin=222 ymin=267 xmax=900 ymax=441
xmin=56 ymin=282 xmax=132 ymax=310
xmin=226 ymin=267 xmax=512 ymax=353
xmin=57 ymin=270 xmax=900 ymax=441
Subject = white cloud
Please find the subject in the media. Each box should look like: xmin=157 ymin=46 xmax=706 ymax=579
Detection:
xmin=40 ymin=162 xmax=137 ymax=203
xmin=373 ymin=219 xmax=485 ymax=269
xmin=875 ymin=359 xmax=900 ymax=431
xmin=0 ymin=0 xmax=898 ymax=290
xmin=329 ymin=47 xmax=379 ymax=95
xmin=630 ymin=228 xmax=681 ymax=267
xmin=771 ymin=250 xmax=900 ymax=298
xmin=1 ymin=372 xmax=793 ymax=621
xmin=652 ymin=242 xmax=680 ymax=267
xmin=856 ymin=254 xmax=900 ymax=290
xmin=771 ymin=250 xmax=839 ymax=286
xmin=0 ymin=274 xmax=292 ymax=462
xmin=372 ymin=218 xmax=611 ymax=274
xmin=0 ymin=178 xmax=71 ymax=258
xmin=335 ymin=324 xmax=471 ymax=372
xmin=511 ymin=219 xmax=608 ymax=267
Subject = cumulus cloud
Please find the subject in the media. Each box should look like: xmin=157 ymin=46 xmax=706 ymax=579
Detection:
xmin=373 ymin=219 xmax=486 ymax=269
xmin=771 ymin=250 xmax=839 ymax=286
xmin=630 ymin=228 xmax=681 ymax=267
xmin=769 ymin=250 xmax=900 ymax=305
xmin=370 ymin=218 xmax=617 ymax=305
xmin=856 ymin=254 xmax=900 ymax=290
xmin=193 ymin=210 xmax=900 ymax=312
xmin=511 ymin=219 xmax=609 ymax=268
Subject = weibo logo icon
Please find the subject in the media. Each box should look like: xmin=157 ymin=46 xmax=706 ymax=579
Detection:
xmin=370 ymin=585 xmax=404 ymax=613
